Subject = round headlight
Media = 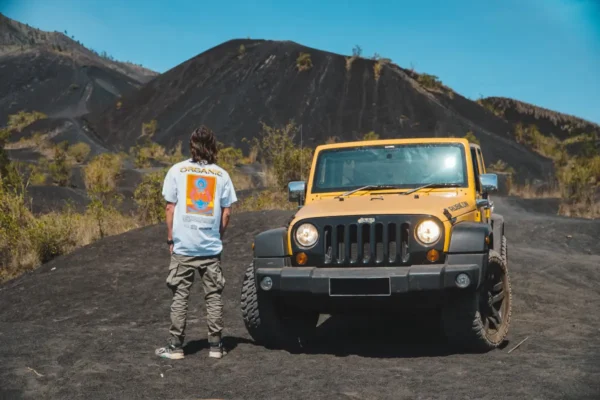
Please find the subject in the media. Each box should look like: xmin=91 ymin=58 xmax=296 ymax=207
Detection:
xmin=416 ymin=220 xmax=441 ymax=245
xmin=295 ymin=223 xmax=319 ymax=248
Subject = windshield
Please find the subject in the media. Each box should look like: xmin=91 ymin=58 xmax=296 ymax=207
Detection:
xmin=311 ymin=143 xmax=468 ymax=193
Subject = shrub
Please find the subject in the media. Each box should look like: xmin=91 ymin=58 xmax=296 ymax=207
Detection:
xmin=557 ymin=157 xmax=598 ymax=217
xmin=7 ymin=110 xmax=47 ymax=132
xmin=363 ymin=131 xmax=379 ymax=141
xmin=134 ymin=169 xmax=167 ymax=225
xmin=464 ymin=131 xmax=480 ymax=145
xmin=84 ymin=153 xmax=123 ymax=199
xmin=131 ymin=141 xmax=167 ymax=168
xmin=487 ymin=159 xmax=515 ymax=175
xmin=141 ymin=119 xmax=158 ymax=139
xmin=237 ymin=189 xmax=295 ymax=212
xmin=418 ymin=73 xmax=443 ymax=90
xmin=296 ymin=52 xmax=313 ymax=72
xmin=48 ymin=141 xmax=72 ymax=186
xmin=68 ymin=142 xmax=91 ymax=163
xmin=238 ymin=44 xmax=246 ymax=58
xmin=251 ymin=121 xmax=313 ymax=188
xmin=218 ymin=146 xmax=244 ymax=171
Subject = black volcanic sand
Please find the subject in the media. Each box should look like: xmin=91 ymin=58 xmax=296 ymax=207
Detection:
xmin=0 ymin=197 xmax=599 ymax=399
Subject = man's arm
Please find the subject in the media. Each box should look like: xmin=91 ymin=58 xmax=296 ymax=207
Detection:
xmin=220 ymin=206 xmax=232 ymax=239
xmin=166 ymin=202 xmax=176 ymax=253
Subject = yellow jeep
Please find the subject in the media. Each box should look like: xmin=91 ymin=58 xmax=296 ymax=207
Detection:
xmin=241 ymin=138 xmax=511 ymax=352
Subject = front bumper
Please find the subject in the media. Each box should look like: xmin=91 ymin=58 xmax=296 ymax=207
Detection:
xmin=254 ymin=254 xmax=486 ymax=296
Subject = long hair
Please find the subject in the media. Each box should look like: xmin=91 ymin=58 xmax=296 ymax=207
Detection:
xmin=189 ymin=125 xmax=217 ymax=164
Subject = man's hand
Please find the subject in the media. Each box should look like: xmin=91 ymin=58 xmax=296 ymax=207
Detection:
xmin=166 ymin=202 xmax=176 ymax=254
xmin=220 ymin=206 xmax=232 ymax=239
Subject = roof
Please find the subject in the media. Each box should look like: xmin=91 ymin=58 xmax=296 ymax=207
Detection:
xmin=315 ymin=137 xmax=472 ymax=151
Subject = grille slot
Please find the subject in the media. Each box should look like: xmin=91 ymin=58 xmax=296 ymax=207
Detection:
xmin=323 ymin=220 xmax=411 ymax=266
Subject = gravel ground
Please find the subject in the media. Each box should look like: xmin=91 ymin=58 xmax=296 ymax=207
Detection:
xmin=0 ymin=197 xmax=599 ymax=400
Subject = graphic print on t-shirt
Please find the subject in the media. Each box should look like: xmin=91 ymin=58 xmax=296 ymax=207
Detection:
xmin=186 ymin=174 xmax=216 ymax=216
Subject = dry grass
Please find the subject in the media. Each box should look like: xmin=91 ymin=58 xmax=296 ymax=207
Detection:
xmin=509 ymin=183 xmax=561 ymax=199
xmin=0 ymin=195 xmax=138 ymax=283
xmin=236 ymin=189 xmax=295 ymax=212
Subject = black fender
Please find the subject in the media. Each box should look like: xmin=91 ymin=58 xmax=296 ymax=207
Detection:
xmin=447 ymin=222 xmax=491 ymax=254
xmin=253 ymin=228 xmax=291 ymax=269
xmin=491 ymin=214 xmax=505 ymax=252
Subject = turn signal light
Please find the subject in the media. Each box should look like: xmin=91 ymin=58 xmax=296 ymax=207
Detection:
xmin=426 ymin=249 xmax=440 ymax=262
xmin=296 ymin=252 xmax=308 ymax=265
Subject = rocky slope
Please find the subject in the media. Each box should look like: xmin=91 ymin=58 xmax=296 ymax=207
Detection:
xmin=88 ymin=39 xmax=568 ymax=181
xmin=0 ymin=13 xmax=158 ymax=126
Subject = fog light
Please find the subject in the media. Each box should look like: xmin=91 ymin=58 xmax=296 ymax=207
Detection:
xmin=426 ymin=249 xmax=439 ymax=262
xmin=455 ymin=273 xmax=470 ymax=288
xmin=296 ymin=252 xmax=308 ymax=265
xmin=260 ymin=276 xmax=273 ymax=291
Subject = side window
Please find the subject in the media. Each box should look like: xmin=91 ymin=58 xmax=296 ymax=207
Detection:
xmin=470 ymin=148 xmax=482 ymax=193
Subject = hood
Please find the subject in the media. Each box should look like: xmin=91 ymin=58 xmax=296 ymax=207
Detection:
xmin=294 ymin=190 xmax=476 ymax=222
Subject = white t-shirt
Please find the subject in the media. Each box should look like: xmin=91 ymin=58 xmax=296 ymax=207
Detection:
xmin=162 ymin=159 xmax=238 ymax=256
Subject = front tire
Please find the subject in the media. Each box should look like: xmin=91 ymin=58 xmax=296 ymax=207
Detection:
xmin=441 ymin=249 xmax=512 ymax=352
xmin=240 ymin=263 xmax=319 ymax=349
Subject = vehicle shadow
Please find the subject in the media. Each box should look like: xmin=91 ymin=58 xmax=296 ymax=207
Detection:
xmin=295 ymin=311 xmax=509 ymax=358
xmin=183 ymin=336 xmax=254 ymax=355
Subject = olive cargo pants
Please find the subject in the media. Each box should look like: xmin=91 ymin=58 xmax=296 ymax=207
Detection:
xmin=166 ymin=253 xmax=225 ymax=346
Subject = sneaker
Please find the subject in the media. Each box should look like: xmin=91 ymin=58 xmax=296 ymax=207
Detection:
xmin=155 ymin=344 xmax=184 ymax=360
xmin=209 ymin=342 xmax=227 ymax=359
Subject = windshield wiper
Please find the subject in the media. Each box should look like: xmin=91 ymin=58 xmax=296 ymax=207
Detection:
xmin=337 ymin=185 xmax=404 ymax=199
xmin=404 ymin=183 xmax=460 ymax=195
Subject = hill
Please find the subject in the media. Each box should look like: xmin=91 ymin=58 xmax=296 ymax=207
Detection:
xmin=479 ymin=96 xmax=600 ymax=141
xmin=0 ymin=13 xmax=158 ymax=126
xmin=0 ymin=199 xmax=599 ymax=399
xmin=87 ymin=38 xmax=590 ymax=182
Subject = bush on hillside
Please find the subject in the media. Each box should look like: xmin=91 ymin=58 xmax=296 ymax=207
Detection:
xmin=418 ymin=73 xmax=443 ymax=90
xmin=296 ymin=53 xmax=313 ymax=72
xmin=84 ymin=153 xmax=123 ymax=200
xmin=464 ymin=131 xmax=480 ymax=145
xmin=363 ymin=131 xmax=379 ymax=141
xmin=134 ymin=169 xmax=168 ymax=225
xmin=48 ymin=141 xmax=72 ymax=186
xmin=251 ymin=121 xmax=313 ymax=187
xmin=7 ymin=111 xmax=47 ymax=132
xmin=68 ymin=142 xmax=91 ymax=163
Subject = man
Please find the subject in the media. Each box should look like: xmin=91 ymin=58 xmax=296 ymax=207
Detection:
xmin=155 ymin=125 xmax=237 ymax=360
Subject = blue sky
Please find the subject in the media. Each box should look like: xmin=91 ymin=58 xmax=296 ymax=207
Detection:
xmin=3 ymin=0 xmax=600 ymax=124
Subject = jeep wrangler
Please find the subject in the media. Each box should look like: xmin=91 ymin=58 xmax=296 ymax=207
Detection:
xmin=241 ymin=138 xmax=511 ymax=352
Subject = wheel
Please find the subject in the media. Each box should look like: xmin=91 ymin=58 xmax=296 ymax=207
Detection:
xmin=441 ymin=249 xmax=512 ymax=352
xmin=240 ymin=263 xmax=319 ymax=349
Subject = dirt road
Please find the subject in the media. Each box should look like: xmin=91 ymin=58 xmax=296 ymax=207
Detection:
xmin=0 ymin=196 xmax=599 ymax=399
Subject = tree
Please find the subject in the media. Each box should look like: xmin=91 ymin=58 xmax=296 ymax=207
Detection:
xmin=352 ymin=45 xmax=362 ymax=57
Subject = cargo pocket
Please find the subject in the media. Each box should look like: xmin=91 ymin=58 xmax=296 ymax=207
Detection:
xmin=205 ymin=259 xmax=226 ymax=292
xmin=166 ymin=256 xmax=181 ymax=289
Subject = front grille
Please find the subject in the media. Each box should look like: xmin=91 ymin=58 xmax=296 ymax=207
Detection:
xmin=291 ymin=215 xmax=445 ymax=268
xmin=323 ymin=222 xmax=411 ymax=265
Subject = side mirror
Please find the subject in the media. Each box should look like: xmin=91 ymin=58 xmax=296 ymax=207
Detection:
xmin=288 ymin=181 xmax=306 ymax=205
xmin=480 ymin=173 xmax=498 ymax=193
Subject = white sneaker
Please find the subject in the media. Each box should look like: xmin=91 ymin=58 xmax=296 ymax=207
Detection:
xmin=209 ymin=342 xmax=227 ymax=359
